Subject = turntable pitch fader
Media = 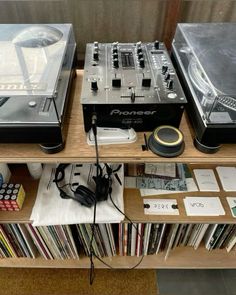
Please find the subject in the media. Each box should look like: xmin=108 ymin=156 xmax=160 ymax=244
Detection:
xmin=81 ymin=41 xmax=187 ymax=132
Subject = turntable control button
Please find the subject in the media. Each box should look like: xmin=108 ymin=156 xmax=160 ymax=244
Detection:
xmin=162 ymin=65 xmax=168 ymax=74
xmin=28 ymin=101 xmax=37 ymax=107
xmin=167 ymin=79 xmax=174 ymax=90
xmin=167 ymin=92 xmax=177 ymax=99
xmin=91 ymin=81 xmax=98 ymax=91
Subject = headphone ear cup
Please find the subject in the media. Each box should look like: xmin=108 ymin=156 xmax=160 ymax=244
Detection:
xmin=74 ymin=185 xmax=96 ymax=207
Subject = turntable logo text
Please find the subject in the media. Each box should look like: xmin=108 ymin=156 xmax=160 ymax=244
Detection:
xmin=0 ymin=83 xmax=46 ymax=91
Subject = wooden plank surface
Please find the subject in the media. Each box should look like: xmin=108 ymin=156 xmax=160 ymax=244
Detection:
xmin=0 ymin=246 xmax=235 ymax=269
xmin=0 ymin=70 xmax=236 ymax=164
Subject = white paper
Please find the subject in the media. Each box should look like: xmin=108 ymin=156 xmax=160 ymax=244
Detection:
xmin=143 ymin=199 xmax=179 ymax=215
xmin=226 ymin=197 xmax=236 ymax=218
xmin=144 ymin=163 xmax=176 ymax=178
xmin=124 ymin=176 xmax=137 ymax=188
xmin=216 ymin=167 xmax=236 ymax=191
xmin=193 ymin=169 xmax=220 ymax=192
xmin=140 ymin=178 xmax=198 ymax=197
xmin=30 ymin=164 xmax=124 ymax=226
xmin=184 ymin=197 xmax=225 ymax=216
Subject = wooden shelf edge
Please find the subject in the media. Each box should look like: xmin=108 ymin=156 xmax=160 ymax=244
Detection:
xmin=0 ymin=247 xmax=235 ymax=269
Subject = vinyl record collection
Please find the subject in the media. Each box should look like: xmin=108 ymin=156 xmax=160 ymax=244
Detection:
xmin=119 ymin=223 xmax=236 ymax=259
xmin=0 ymin=222 xmax=235 ymax=259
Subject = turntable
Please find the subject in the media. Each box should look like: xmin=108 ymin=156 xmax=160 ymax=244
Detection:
xmin=0 ymin=24 xmax=76 ymax=153
xmin=172 ymin=23 xmax=236 ymax=153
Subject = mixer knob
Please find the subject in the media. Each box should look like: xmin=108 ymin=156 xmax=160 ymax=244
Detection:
xmin=164 ymin=72 xmax=170 ymax=81
xmin=162 ymin=65 xmax=168 ymax=74
xmin=154 ymin=40 xmax=159 ymax=50
xmin=138 ymin=52 xmax=143 ymax=59
xmin=167 ymin=79 xmax=174 ymax=90
xmin=94 ymin=41 xmax=99 ymax=48
xmin=93 ymin=49 xmax=99 ymax=61
xmin=136 ymin=41 xmax=142 ymax=53
xmin=139 ymin=58 xmax=145 ymax=68
xmin=137 ymin=47 xmax=142 ymax=54
xmin=113 ymin=53 xmax=118 ymax=59
xmin=112 ymin=47 xmax=118 ymax=54
xmin=113 ymin=58 xmax=119 ymax=68
xmin=91 ymin=80 xmax=98 ymax=91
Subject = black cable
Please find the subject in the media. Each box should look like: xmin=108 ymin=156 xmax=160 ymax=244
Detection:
xmin=89 ymin=114 xmax=99 ymax=285
xmin=88 ymin=114 xmax=144 ymax=281
xmin=108 ymin=190 xmax=145 ymax=269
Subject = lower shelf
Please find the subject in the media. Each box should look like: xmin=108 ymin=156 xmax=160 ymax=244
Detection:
xmin=0 ymin=246 xmax=235 ymax=269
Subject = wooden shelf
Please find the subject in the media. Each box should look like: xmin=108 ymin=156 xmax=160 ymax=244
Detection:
xmin=124 ymin=189 xmax=236 ymax=224
xmin=0 ymin=72 xmax=235 ymax=270
xmin=0 ymin=246 xmax=235 ymax=269
xmin=1 ymin=164 xmax=236 ymax=225
xmin=0 ymin=70 xmax=236 ymax=164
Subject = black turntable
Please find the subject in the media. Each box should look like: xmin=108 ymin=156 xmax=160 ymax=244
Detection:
xmin=172 ymin=23 xmax=236 ymax=153
xmin=0 ymin=24 xmax=76 ymax=153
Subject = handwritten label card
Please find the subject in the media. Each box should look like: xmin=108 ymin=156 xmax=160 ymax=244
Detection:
xmin=226 ymin=197 xmax=236 ymax=218
xmin=143 ymin=199 xmax=179 ymax=215
xmin=184 ymin=197 xmax=225 ymax=216
xmin=216 ymin=167 xmax=236 ymax=191
xmin=193 ymin=169 xmax=220 ymax=192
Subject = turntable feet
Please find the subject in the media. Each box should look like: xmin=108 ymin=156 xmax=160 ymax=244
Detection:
xmin=194 ymin=137 xmax=221 ymax=154
xmin=39 ymin=142 xmax=65 ymax=154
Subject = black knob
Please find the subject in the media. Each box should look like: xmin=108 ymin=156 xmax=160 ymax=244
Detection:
xmin=138 ymin=52 xmax=143 ymax=59
xmin=112 ymin=78 xmax=121 ymax=88
xmin=167 ymin=79 xmax=174 ymax=90
xmin=113 ymin=48 xmax=118 ymax=54
xmin=93 ymin=50 xmax=99 ymax=61
xmin=154 ymin=40 xmax=159 ymax=50
xmin=164 ymin=72 xmax=170 ymax=81
xmin=91 ymin=80 xmax=98 ymax=91
xmin=142 ymin=78 xmax=151 ymax=87
xmin=94 ymin=41 xmax=99 ymax=48
xmin=139 ymin=58 xmax=145 ymax=68
xmin=113 ymin=58 xmax=119 ymax=68
xmin=113 ymin=53 xmax=118 ymax=59
xmin=162 ymin=65 xmax=168 ymax=74
xmin=137 ymin=47 xmax=142 ymax=54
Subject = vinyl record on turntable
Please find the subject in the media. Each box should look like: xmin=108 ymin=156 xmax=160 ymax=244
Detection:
xmin=148 ymin=125 xmax=185 ymax=157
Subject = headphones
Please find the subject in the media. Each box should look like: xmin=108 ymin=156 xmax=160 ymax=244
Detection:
xmin=53 ymin=163 xmax=111 ymax=208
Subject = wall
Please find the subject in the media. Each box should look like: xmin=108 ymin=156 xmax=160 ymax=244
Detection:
xmin=0 ymin=0 xmax=236 ymax=59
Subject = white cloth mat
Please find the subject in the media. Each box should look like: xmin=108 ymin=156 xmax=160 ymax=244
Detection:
xmin=30 ymin=163 xmax=124 ymax=226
